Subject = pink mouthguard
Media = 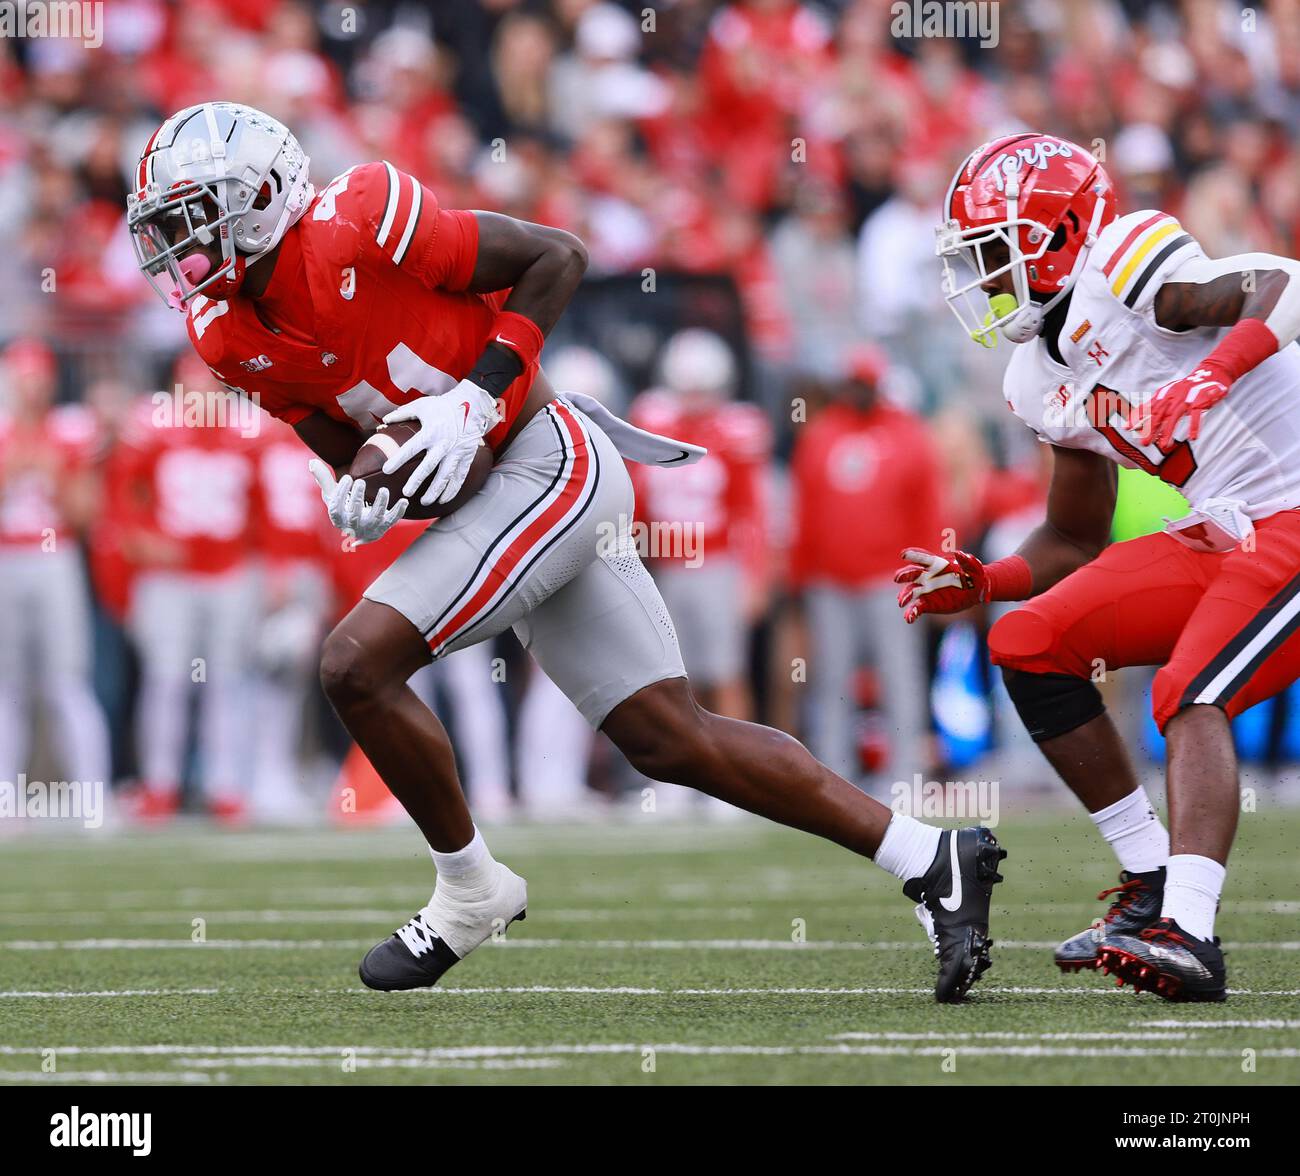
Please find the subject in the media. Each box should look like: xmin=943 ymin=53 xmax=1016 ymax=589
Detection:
xmin=167 ymin=254 xmax=213 ymax=309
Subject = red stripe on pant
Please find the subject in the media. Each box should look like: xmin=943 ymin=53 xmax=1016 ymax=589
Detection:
xmin=426 ymin=403 xmax=590 ymax=654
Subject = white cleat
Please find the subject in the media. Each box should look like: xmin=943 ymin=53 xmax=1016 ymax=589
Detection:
xmin=358 ymin=862 xmax=527 ymax=991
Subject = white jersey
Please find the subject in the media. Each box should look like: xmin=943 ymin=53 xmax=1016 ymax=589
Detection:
xmin=1004 ymin=209 xmax=1300 ymax=535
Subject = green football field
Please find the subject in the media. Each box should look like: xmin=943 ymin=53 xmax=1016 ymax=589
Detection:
xmin=1 ymin=806 xmax=1296 ymax=1086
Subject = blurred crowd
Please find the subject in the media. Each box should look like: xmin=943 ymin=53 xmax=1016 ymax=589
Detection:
xmin=3 ymin=0 xmax=1300 ymax=822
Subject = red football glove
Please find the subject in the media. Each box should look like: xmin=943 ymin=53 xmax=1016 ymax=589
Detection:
xmin=1131 ymin=365 xmax=1231 ymax=448
xmin=895 ymin=548 xmax=1033 ymax=623
xmin=1130 ymin=319 xmax=1279 ymax=448
xmin=894 ymin=548 xmax=989 ymax=624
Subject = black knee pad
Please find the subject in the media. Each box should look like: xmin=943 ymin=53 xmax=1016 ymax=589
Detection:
xmin=1001 ymin=668 xmax=1105 ymax=743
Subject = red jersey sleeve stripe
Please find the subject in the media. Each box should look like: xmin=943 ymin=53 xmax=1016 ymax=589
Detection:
xmin=1101 ymin=212 xmax=1169 ymax=278
xmin=375 ymin=160 xmax=404 ymax=249
xmin=392 ymin=178 xmax=423 ymax=266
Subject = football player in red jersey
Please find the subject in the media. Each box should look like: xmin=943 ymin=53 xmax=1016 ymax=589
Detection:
xmin=0 ymin=339 xmax=111 ymax=793
xmin=113 ymin=355 xmax=263 ymax=822
xmin=127 ymin=102 xmax=1006 ymax=1001
xmin=629 ymin=329 xmax=771 ymax=725
xmin=246 ymin=411 xmax=336 ymax=823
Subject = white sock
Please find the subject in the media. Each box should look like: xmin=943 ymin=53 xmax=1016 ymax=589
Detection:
xmin=875 ymin=814 xmax=944 ymax=882
xmin=1090 ymin=788 xmax=1169 ymax=873
xmin=430 ymin=827 xmax=495 ymax=893
xmin=1161 ymin=853 xmax=1225 ymax=941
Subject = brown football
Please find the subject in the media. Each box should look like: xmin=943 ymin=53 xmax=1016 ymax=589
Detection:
xmin=350 ymin=420 xmax=494 ymax=520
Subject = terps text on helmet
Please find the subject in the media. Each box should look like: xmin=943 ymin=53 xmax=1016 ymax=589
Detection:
xmin=890 ymin=1 xmax=1000 ymax=50
xmin=0 ymin=2 xmax=103 ymax=49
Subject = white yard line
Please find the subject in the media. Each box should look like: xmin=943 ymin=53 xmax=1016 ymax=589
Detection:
xmin=0 ymin=910 xmax=405 ymax=926
xmin=4 ymin=888 xmax=1296 ymax=913
xmin=173 ymin=1057 xmax=562 ymax=1070
xmin=4 ymin=983 xmax=1297 ymax=998
xmin=0 ymin=938 xmax=373 ymax=950
xmin=829 ymin=1030 xmax=1200 ymax=1041
xmin=0 ymin=1069 xmax=214 ymax=1084
xmin=1134 ymin=1019 xmax=1300 ymax=1030
xmin=0 ymin=907 xmax=760 ymax=926
xmin=1 ymin=935 xmax=1293 ymax=952
xmin=0 ymin=988 xmax=219 ymax=999
xmin=1 ymin=1043 xmax=1293 ymax=1063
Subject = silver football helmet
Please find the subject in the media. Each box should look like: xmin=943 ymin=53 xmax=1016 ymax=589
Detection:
xmin=127 ymin=102 xmax=314 ymax=309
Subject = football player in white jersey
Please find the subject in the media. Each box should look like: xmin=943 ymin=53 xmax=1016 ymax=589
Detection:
xmin=897 ymin=133 xmax=1300 ymax=1001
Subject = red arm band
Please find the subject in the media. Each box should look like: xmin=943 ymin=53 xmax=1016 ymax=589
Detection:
xmin=1202 ymin=318 xmax=1279 ymax=383
xmin=983 ymin=554 xmax=1033 ymax=602
xmin=490 ymin=310 xmax=545 ymax=370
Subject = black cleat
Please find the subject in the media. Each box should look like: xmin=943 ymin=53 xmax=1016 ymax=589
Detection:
xmin=1097 ymin=916 xmax=1226 ymax=1002
xmin=904 ymin=826 xmax=1007 ymax=1003
xmin=359 ymin=908 xmax=526 ymax=992
xmin=1055 ymin=867 xmax=1165 ymax=973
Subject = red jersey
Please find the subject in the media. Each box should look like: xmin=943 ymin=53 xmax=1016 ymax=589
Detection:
xmin=790 ymin=400 xmax=943 ymax=590
xmin=250 ymin=413 xmax=333 ymax=565
xmin=185 ymin=161 xmax=534 ymax=451
xmin=628 ymin=392 xmax=771 ymax=565
xmin=0 ymin=405 xmax=98 ymax=548
xmin=112 ymin=396 xmax=260 ymax=577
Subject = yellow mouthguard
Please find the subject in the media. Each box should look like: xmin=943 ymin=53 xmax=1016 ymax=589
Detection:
xmin=971 ymin=293 xmax=1019 ymax=349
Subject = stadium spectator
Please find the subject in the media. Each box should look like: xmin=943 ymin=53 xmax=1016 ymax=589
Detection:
xmin=789 ymin=344 xmax=941 ymax=786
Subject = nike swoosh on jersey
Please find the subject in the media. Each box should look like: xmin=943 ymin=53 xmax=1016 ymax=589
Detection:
xmin=939 ymin=833 xmax=963 ymax=912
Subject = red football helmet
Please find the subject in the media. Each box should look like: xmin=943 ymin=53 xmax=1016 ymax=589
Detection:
xmin=936 ymin=133 xmax=1117 ymax=347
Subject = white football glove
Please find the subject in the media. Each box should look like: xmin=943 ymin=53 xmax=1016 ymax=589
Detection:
xmin=381 ymin=380 xmax=502 ymax=506
xmin=309 ymin=459 xmax=407 ymax=544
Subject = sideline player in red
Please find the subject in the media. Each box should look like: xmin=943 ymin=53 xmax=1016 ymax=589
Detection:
xmin=629 ymin=328 xmax=771 ymax=724
xmin=113 ymin=355 xmax=262 ymax=821
xmin=127 ymin=102 xmax=1006 ymax=1001
xmin=898 ymin=132 xmax=1300 ymax=1001
xmin=0 ymin=338 xmax=111 ymax=791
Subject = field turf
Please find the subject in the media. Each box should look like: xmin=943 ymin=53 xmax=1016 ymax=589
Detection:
xmin=1 ymin=807 xmax=1296 ymax=1086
